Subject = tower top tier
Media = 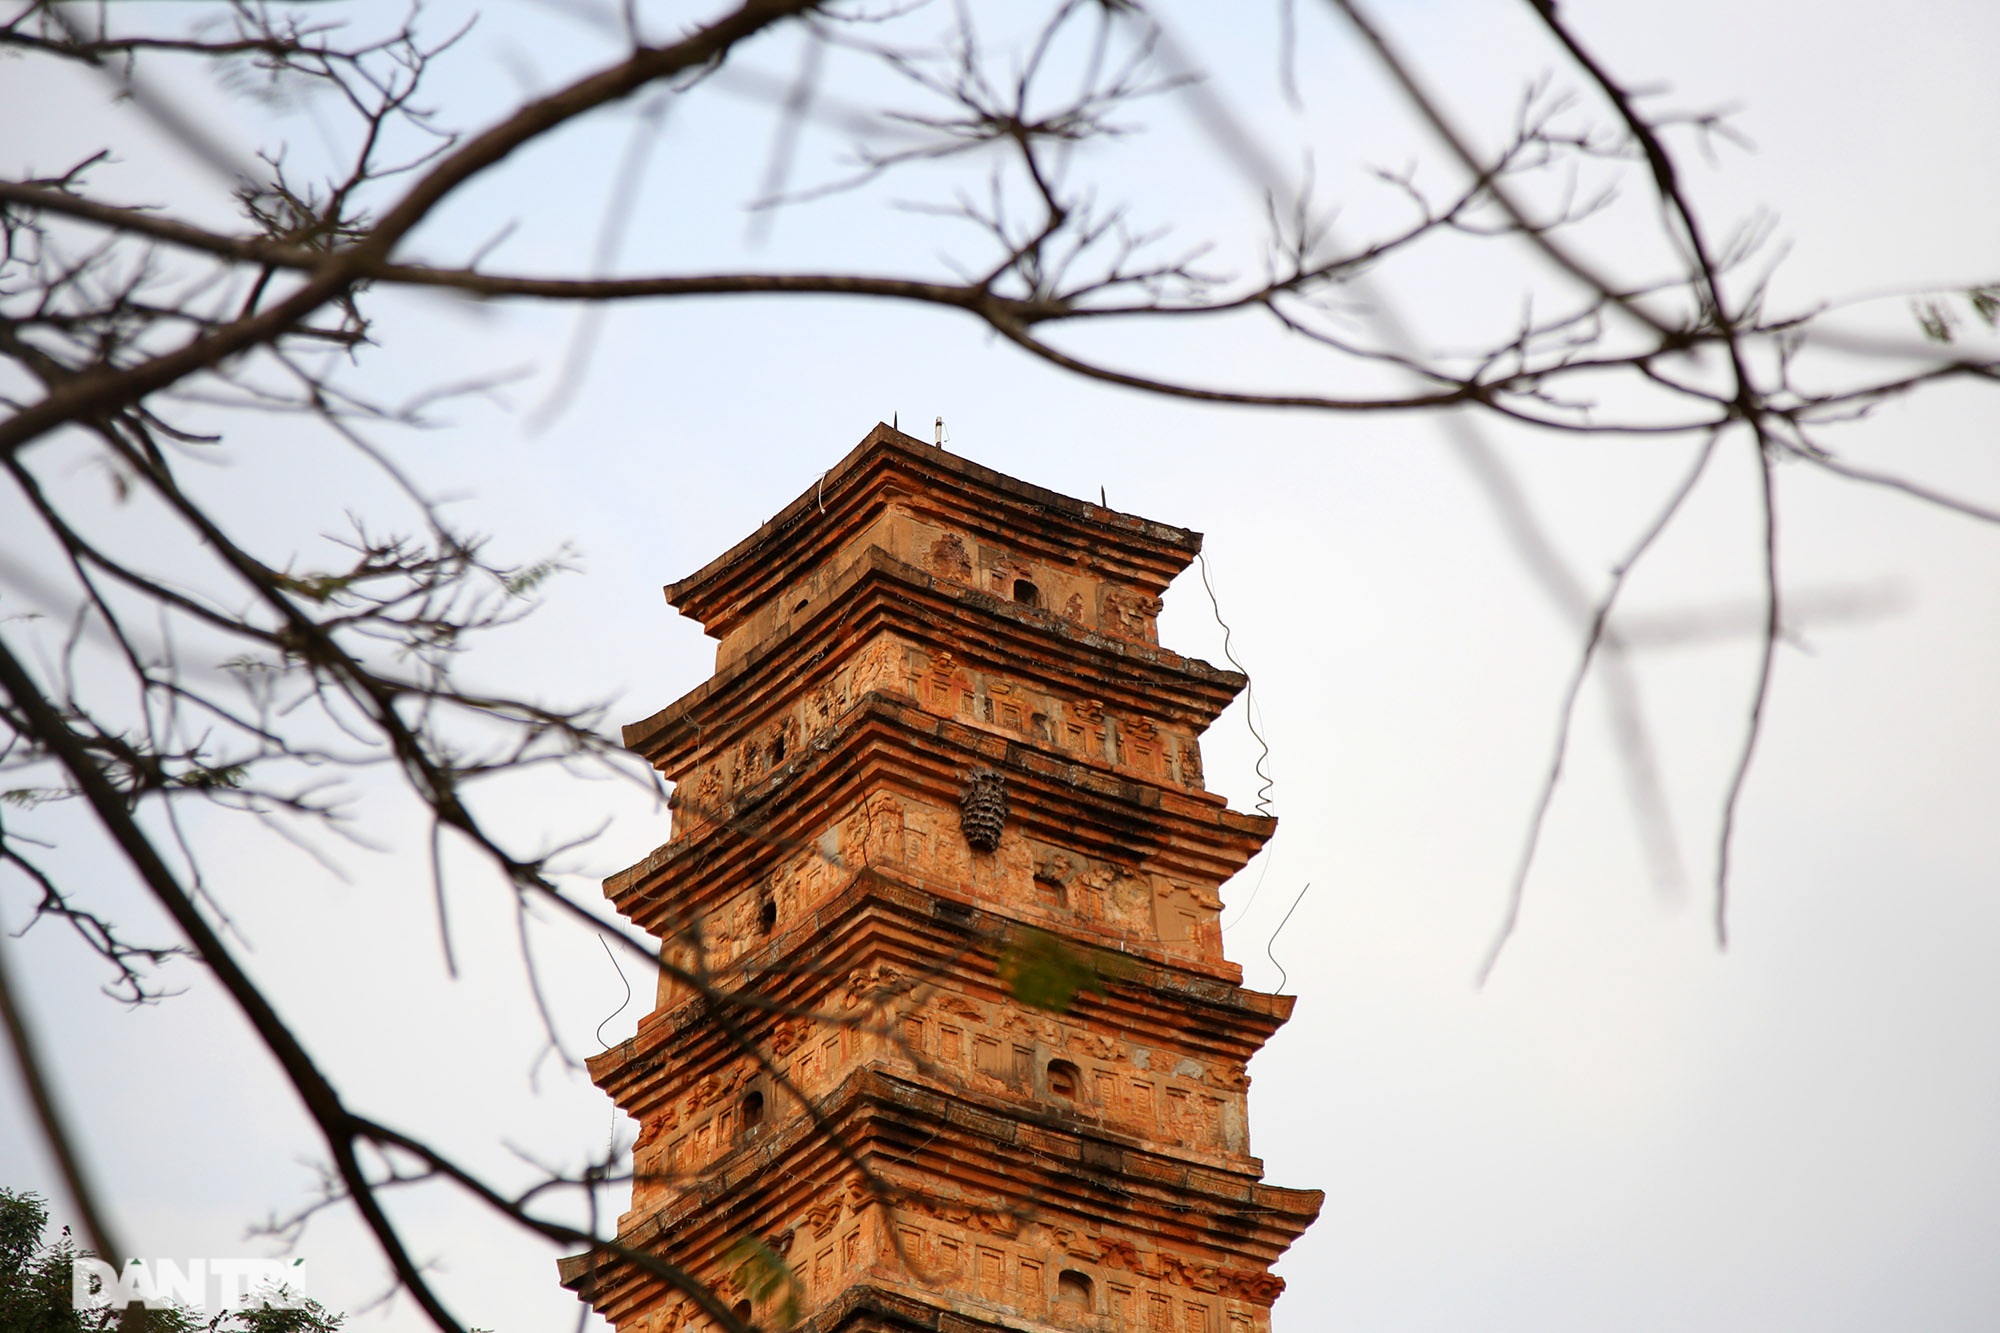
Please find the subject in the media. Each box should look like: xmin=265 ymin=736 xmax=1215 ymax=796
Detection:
xmin=664 ymin=423 xmax=1206 ymax=670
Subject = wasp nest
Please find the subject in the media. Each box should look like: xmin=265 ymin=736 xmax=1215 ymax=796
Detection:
xmin=959 ymin=769 xmax=1009 ymax=851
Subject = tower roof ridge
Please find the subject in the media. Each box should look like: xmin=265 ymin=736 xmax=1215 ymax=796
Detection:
xmin=664 ymin=422 xmax=1204 ymax=639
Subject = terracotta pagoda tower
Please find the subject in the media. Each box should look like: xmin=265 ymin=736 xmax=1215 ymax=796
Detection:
xmin=562 ymin=424 xmax=1320 ymax=1333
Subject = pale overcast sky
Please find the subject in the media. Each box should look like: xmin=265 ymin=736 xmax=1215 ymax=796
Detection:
xmin=3 ymin=2 xmax=1999 ymax=1331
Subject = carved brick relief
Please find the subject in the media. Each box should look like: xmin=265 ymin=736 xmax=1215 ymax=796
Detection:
xmin=886 ymin=1211 xmax=1276 ymax=1333
xmin=927 ymin=532 xmax=974 ymax=585
xmin=1101 ymin=586 xmax=1165 ymax=644
xmin=906 ymin=649 xmax=1202 ymax=786
xmin=881 ymin=988 xmax=1252 ymax=1159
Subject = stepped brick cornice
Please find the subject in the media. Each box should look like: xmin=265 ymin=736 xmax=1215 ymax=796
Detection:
xmin=664 ymin=424 xmax=1203 ymax=663
xmin=623 ymin=544 xmax=1250 ymax=770
xmin=608 ymin=700 xmax=1272 ymax=972
xmin=561 ymin=1067 xmax=1322 ymax=1330
xmin=588 ymin=871 xmax=1298 ymax=1152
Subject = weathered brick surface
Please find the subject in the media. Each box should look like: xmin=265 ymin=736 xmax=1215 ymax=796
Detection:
xmin=563 ymin=425 xmax=1320 ymax=1333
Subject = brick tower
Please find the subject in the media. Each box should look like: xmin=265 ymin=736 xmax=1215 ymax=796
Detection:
xmin=562 ymin=424 xmax=1321 ymax=1333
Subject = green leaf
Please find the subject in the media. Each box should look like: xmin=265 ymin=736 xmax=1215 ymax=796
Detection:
xmin=998 ymin=928 xmax=1125 ymax=1014
xmin=720 ymin=1233 xmax=801 ymax=1328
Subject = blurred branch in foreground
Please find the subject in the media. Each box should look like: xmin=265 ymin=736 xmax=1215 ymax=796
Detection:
xmin=2 ymin=0 xmax=1998 ymax=1327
